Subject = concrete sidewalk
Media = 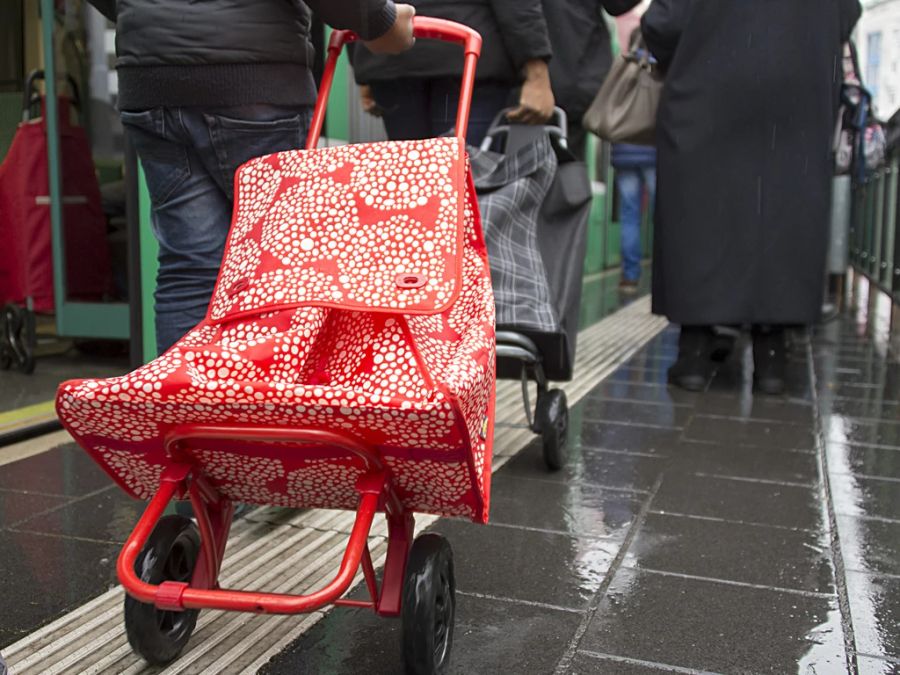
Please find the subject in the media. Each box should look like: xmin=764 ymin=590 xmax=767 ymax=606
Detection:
xmin=262 ymin=319 xmax=900 ymax=674
xmin=2 ymin=302 xmax=898 ymax=673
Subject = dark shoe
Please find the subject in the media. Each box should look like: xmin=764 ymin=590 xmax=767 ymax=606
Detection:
xmin=618 ymin=278 xmax=639 ymax=294
xmin=752 ymin=326 xmax=786 ymax=395
xmin=668 ymin=326 xmax=713 ymax=392
xmin=710 ymin=326 xmax=739 ymax=362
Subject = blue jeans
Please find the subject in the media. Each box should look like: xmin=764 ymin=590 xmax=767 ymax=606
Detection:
xmin=615 ymin=166 xmax=656 ymax=282
xmin=122 ymin=105 xmax=312 ymax=354
xmin=370 ymin=78 xmax=511 ymax=146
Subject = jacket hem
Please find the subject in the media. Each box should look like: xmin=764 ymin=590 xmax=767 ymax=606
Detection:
xmin=117 ymin=63 xmax=317 ymax=110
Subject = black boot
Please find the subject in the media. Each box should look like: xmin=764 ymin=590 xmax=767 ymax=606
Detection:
xmin=710 ymin=325 xmax=739 ymax=363
xmin=752 ymin=325 xmax=786 ymax=395
xmin=668 ymin=326 xmax=713 ymax=392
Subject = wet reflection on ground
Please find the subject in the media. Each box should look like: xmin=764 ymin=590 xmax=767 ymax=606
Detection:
xmin=3 ymin=305 xmax=899 ymax=671
xmin=260 ymin=312 xmax=900 ymax=673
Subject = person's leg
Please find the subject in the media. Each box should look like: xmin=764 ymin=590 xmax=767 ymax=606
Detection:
xmin=642 ymin=165 xmax=656 ymax=228
xmin=615 ymin=168 xmax=643 ymax=284
xmin=752 ymin=324 xmax=787 ymax=395
xmin=128 ymin=105 xmax=311 ymax=519
xmin=429 ymin=78 xmax=510 ymax=145
xmin=122 ymin=105 xmax=311 ymax=355
xmin=668 ymin=325 xmax=714 ymax=392
xmin=566 ymin=122 xmax=587 ymax=161
xmin=121 ymin=108 xmax=232 ymax=354
xmin=466 ymin=82 xmax=511 ymax=146
xmin=191 ymin=104 xmax=312 ymax=199
xmin=369 ymin=80 xmax=431 ymax=140
xmin=638 ymin=164 xmax=657 ymax=278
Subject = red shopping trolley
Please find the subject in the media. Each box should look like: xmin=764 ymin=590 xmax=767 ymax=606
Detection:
xmin=0 ymin=72 xmax=112 ymax=373
xmin=55 ymin=19 xmax=493 ymax=674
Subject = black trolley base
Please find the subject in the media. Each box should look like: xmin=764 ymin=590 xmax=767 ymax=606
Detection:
xmin=496 ymin=331 xmax=569 ymax=470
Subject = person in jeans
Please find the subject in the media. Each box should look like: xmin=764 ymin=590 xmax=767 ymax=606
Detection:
xmin=611 ymin=143 xmax=656 ymax=292
xmin=87 ymin=0 xmax=415 ymax=354
xmin=351 ymin=0 xmax=555 ymax=144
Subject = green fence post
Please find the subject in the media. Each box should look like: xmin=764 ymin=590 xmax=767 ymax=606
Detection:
xmin=138 ymin=165 xmax=159 ymax=363
xmin=40 ymin=0 xmax=67 ymax=319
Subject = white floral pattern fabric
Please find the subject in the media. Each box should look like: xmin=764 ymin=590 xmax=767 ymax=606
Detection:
xmin=56 ymin=138 xmax=496 ymax=522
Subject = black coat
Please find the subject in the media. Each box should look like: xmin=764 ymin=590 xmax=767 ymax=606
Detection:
xmin=642 ymin=0 xmax=861 ymax=326
xmin=88 ymin=0 xmax=395 ymax=110
xmin=351 ymin=0 xmax=551 ymax=85
xmin=541 ymin=0 xmax=639 ymax=121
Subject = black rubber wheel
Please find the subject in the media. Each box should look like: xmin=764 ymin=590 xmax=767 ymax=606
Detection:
xmin=124 ymin=515 xmax=201 ymax=666
xmin=537 ymin=388 xmax=568 ymax=471
xmin=402 ymin=533 xmax=455 ymax=675
xmin=3 ymin=305 xmax=35 ymax=374
xmin=0 ymin=307 xmax=11 ymax=371
xmin=16 ymin=306 xmax=35 ymax=374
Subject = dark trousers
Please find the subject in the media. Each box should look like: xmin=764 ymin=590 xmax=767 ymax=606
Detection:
xmin=122 ymin=105 xmax=312 ymax=354
xmin=370 ymin=78 xmax=511 ymax=146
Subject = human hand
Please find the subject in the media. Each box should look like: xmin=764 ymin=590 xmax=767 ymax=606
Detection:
xmin=363 ymin=3 xmax=416 ymax=55
xmin=359 ymin=85 xmax=382 ymax=116
xmin=507 ymin=59 xmax=555 ymax=124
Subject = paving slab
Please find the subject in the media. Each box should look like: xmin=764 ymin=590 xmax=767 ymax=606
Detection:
xmin=578 ymin=567 xmax=846 ymax=674
xmin=846 ymin=572 xmax=900 ymax=665
xmin=629 ymin=512 xmax=835 ymax=594
xmin=652 ymin=473 xmax=823 ymax=530
xmin=0 ymin=529 xmax=119 ymax=647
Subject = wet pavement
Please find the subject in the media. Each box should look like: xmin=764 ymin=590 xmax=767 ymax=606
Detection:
xmin=0 ymin=444 xmax=144 ymax=645
xmin=260 ymin=318 xmax=900 ymax=674
xmin=1 ymin=306 xmax=899 ymax=673
xmin=0 ymin=341 xmax=128 ymax=414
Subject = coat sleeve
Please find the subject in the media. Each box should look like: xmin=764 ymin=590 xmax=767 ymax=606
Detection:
xmin=488 ymin=0 xmax=553 ymax=73
xmin=838 ymin=0 xmax=862 ymax=43
xmin=85 ymin=0 xmax=116 ymax=22
xmin=640 ymin=0 xmax=691 ymax=68
xmin=303 ymin=0 xmax=397 ymax=41
xmin=601 ymin=0 xmax=642 ymax=18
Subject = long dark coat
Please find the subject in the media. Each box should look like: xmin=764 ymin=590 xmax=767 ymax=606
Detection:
xmin=642 ymin=0 xmax=861 ymax=325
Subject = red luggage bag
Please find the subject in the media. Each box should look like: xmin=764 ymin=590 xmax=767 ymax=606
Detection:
xmin=0 ymin=88 xmax=111 ymax=312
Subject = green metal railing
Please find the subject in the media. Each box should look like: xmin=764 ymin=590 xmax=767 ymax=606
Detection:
xmin=849 ymin=145 xmax=900 ymax=294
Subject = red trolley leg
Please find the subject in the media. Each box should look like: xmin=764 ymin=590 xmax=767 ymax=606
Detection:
xmin=376 ymin=508 xmax=415 ymax=617
xmin=187 ymin=474 xmax=233 ymax=590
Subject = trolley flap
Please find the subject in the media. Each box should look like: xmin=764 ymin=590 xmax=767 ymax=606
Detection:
xmin=209 ymin=137 xmax=467 ymax=323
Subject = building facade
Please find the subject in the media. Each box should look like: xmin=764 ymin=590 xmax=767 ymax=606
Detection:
xmin=857 ymin=0 xmax=900 ymax=119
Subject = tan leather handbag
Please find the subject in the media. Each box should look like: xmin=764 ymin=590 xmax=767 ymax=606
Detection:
xmin=582 ymin=39 xmax=662 ymax=146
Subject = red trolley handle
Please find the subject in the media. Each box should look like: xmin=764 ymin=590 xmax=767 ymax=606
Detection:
xmin=306 ymin=17 xmax=483 ymax=148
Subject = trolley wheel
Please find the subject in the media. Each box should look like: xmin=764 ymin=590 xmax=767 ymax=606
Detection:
xmin=402 ymin=533 xmax=455 ymax=675
xmin=124 ymin=515 xmax=201 ymax=666
xmin=537 ymin=388 xmax=568 ymax=471
xmin=3 ymin=305 xmax=35 ymax=374
xmin=0 ymin=307 xmax=11 ymax=371
xmin=17 ymin=306 xmax=36 ymax=374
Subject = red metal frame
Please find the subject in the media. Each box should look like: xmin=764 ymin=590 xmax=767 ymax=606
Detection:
xmin=117 ymin=425 xmax=413 ymax=616
xmin=306 ymin=17 xmax=483 ymax=148
xmin=116 ymin=16 xmax=480 ymax=622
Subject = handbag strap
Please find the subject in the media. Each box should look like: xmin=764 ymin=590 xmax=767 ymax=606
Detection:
xmin=625 ymin=34 xmax=657 ymax=69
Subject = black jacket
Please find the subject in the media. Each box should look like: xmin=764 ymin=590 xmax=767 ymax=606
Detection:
xmin=88 ymin=0 xmax=396 ymax=110
xmin=542 ymin=0 xmax=640 ymax=120
xmin=350 ymin=0 xmax=551 ymax=85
